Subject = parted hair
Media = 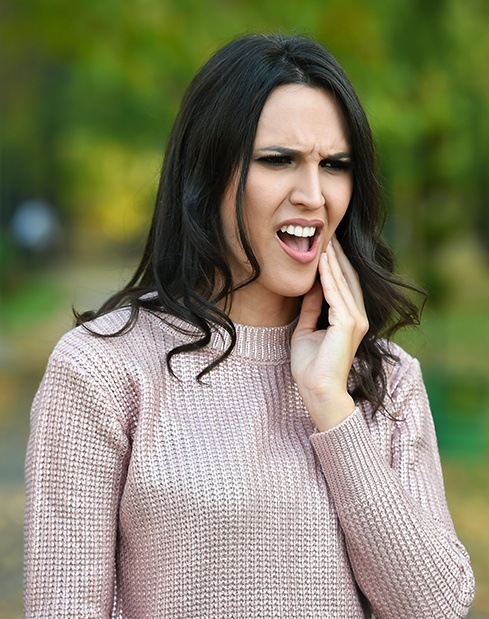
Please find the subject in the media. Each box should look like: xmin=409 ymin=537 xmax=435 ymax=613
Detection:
xmin=76 ymin=33 xmax=424 ymax=413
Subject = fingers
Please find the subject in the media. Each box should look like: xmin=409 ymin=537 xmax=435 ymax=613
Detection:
xmin=319 ymin=239 xmax=369 ymax=336
xmin=318 ymin=252 xmax=352 ymax=327
xmin=294 ymin=281 xmax=323 ymax=336
xmin=296 ymin=236 xmax=368 ymax=343
xmin=330 ymin=236 xmax=364 ymax=309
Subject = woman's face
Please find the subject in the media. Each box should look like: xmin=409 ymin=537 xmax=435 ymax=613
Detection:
xmin=221 ymin=83 xmax=353 ymax=320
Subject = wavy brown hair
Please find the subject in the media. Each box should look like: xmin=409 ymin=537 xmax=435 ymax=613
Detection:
xmin=76 ymin=33 xmax=425 ymax=413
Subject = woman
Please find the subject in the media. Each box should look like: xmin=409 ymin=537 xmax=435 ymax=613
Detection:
xmin=24 ymin=34 xmax=475 ymax=618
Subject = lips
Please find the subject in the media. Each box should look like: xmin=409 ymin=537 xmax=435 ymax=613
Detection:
xmin=276 ymin=219 xmax=323 ymax=264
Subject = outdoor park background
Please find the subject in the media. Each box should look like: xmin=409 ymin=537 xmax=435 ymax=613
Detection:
xmin=1 ymin=0 xmax=488 ymax=616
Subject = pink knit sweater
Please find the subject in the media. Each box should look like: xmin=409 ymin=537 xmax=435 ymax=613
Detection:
xmin=24 ymin=308 xmax=475 ymax=618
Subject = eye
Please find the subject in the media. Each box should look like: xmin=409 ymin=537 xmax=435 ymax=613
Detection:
xmin=320 ymin=157 xmax=353 ymax=172
xmin=256 ymin=155 xmax=293 ymax=166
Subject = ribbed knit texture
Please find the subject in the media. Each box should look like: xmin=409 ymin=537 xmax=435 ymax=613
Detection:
xmin=24 ymin=308 xmax=475 ymax=618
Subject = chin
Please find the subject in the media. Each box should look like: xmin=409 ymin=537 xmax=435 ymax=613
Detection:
xmin=272 ymin=275 xmax=317 ymax=299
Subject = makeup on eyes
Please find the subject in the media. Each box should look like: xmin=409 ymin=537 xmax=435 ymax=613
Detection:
xmin=254 ymin=146 xmax=353 ymax=171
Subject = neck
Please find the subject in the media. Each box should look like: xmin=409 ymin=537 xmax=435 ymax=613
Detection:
xmin=226 ymin=287 xmax=299 ymax=327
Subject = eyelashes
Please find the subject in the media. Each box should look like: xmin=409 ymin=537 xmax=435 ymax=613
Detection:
xmin=256 ymin=154 xmax=353 ymax=172
xmin=257 ymin=155 xmax=292 ymax=166
xmin=321 ymin=158 xmax=353 ymax=172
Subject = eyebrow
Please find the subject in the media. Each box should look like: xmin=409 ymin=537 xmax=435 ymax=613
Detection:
xmin=256 ymin=146 xmax=352 ymax=159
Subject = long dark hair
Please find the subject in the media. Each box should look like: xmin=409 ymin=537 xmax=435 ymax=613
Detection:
xmin=76 ymin=33 xmax=424 ymax=412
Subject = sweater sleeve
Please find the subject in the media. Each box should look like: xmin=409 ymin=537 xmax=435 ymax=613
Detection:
xmin=308 ymin=357 xmax=475 ymax=619
xmin=24 ymin=348 xmax=131 ymax=618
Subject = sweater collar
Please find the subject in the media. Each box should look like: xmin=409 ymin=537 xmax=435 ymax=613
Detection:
xmin=209 ymin=319 xmax=298 ymax=363
xmin=160 ymin=314 xmax=297 ymax=363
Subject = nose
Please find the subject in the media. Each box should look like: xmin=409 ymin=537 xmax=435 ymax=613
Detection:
xmin=289 ymin=167 xmax=325 ymax=210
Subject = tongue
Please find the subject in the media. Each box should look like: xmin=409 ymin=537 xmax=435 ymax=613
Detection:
xmin=278 ymin=231 xmax=310 ymax=252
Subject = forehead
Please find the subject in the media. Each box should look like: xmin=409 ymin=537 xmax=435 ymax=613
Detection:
xmin=254 ymin=84 xmax=350 ymax=151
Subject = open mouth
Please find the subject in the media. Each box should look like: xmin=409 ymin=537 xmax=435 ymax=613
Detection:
xmin=277 ymin=224 xmax=317 ymax=253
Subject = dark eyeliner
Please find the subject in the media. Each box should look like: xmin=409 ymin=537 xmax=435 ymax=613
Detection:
xmin=256 ymin=154 xmax=291 ymax=165
xmin=321 ymin=156 xmax=353 ymax=171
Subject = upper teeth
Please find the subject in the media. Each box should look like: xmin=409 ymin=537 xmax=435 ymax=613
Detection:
xmin=280 ymin=224 xmax=316 ymax=238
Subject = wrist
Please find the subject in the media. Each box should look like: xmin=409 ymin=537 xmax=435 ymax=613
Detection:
xmin=305 ymin=392 xmax=356 ymax=432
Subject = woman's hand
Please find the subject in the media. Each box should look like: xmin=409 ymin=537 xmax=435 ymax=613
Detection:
xmin=291 ymin=236 xmax=369 ymax=431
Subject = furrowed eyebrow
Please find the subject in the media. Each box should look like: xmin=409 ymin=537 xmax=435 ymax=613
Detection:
xmin=256 ymin=146 xmax=352 ymax=159
xmin=256 ymin=146 xmax=302 ymax=156
xmin=326 ymin=152 xmax=352 ymax=161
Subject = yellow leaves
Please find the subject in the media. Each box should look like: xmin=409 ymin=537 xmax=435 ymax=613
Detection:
xmin=63 ymin=135 xmax=161 ymax=243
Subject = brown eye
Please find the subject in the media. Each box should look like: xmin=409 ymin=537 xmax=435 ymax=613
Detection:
xmin=320 ymin=157 xmax=353 ymax=172
xmin=257 ymin=155 xmax=292 ymax=166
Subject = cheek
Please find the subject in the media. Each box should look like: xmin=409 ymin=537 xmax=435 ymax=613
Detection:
xmin=241 ymin=182 xmax=274 ymax=239
xmin=329 ymin=184 xmax=352 ymax=225
xmin=244 ymin=167 xmax=288 ymax=210
xmin=220 ymin=204 xmax=236 ymax=248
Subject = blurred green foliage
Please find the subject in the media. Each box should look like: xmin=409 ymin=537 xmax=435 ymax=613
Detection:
xmin=1 ymin=2 xmax=489 ymax=613
xmin=2 ymin=0 xmax=489 ymax=294
xmin=2 ymin=0 xmax=489 ymax=449
xmin=2 ymin=0 xmax=489 ymax=431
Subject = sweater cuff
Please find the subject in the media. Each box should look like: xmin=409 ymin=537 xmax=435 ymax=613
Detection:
xmin=309 ymin=407 xmax=394 ymax=506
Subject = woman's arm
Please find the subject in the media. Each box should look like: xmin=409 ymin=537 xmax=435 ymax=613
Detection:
xmin=308 ymin=363 xmax=475 ymax=618
xmin=291 ymin=237 xmax=475 ymax=617
xmin=24 ymin=346 xmax=131 ymax=618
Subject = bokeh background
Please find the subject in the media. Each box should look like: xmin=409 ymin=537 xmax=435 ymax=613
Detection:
xmin=1 ymin=0 xmax=488 ymax=616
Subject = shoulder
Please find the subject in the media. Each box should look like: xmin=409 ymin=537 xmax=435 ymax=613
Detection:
xmin=354 ymin=341 xmax=431 ymax=451
xmin=48 ymin=307 xmax=180 ymax=387
xmin=376 ymin=340 xmax=431 ymax=423
xmin=53 ymin=307 xmax=144 ymax=363
xmin=37 ymin=308 xmax=182 ymax=428
xmin=379 ymin=340 xmax=421 ymax=391
xmin=353 ymin=340 xmax=426 ymax=421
